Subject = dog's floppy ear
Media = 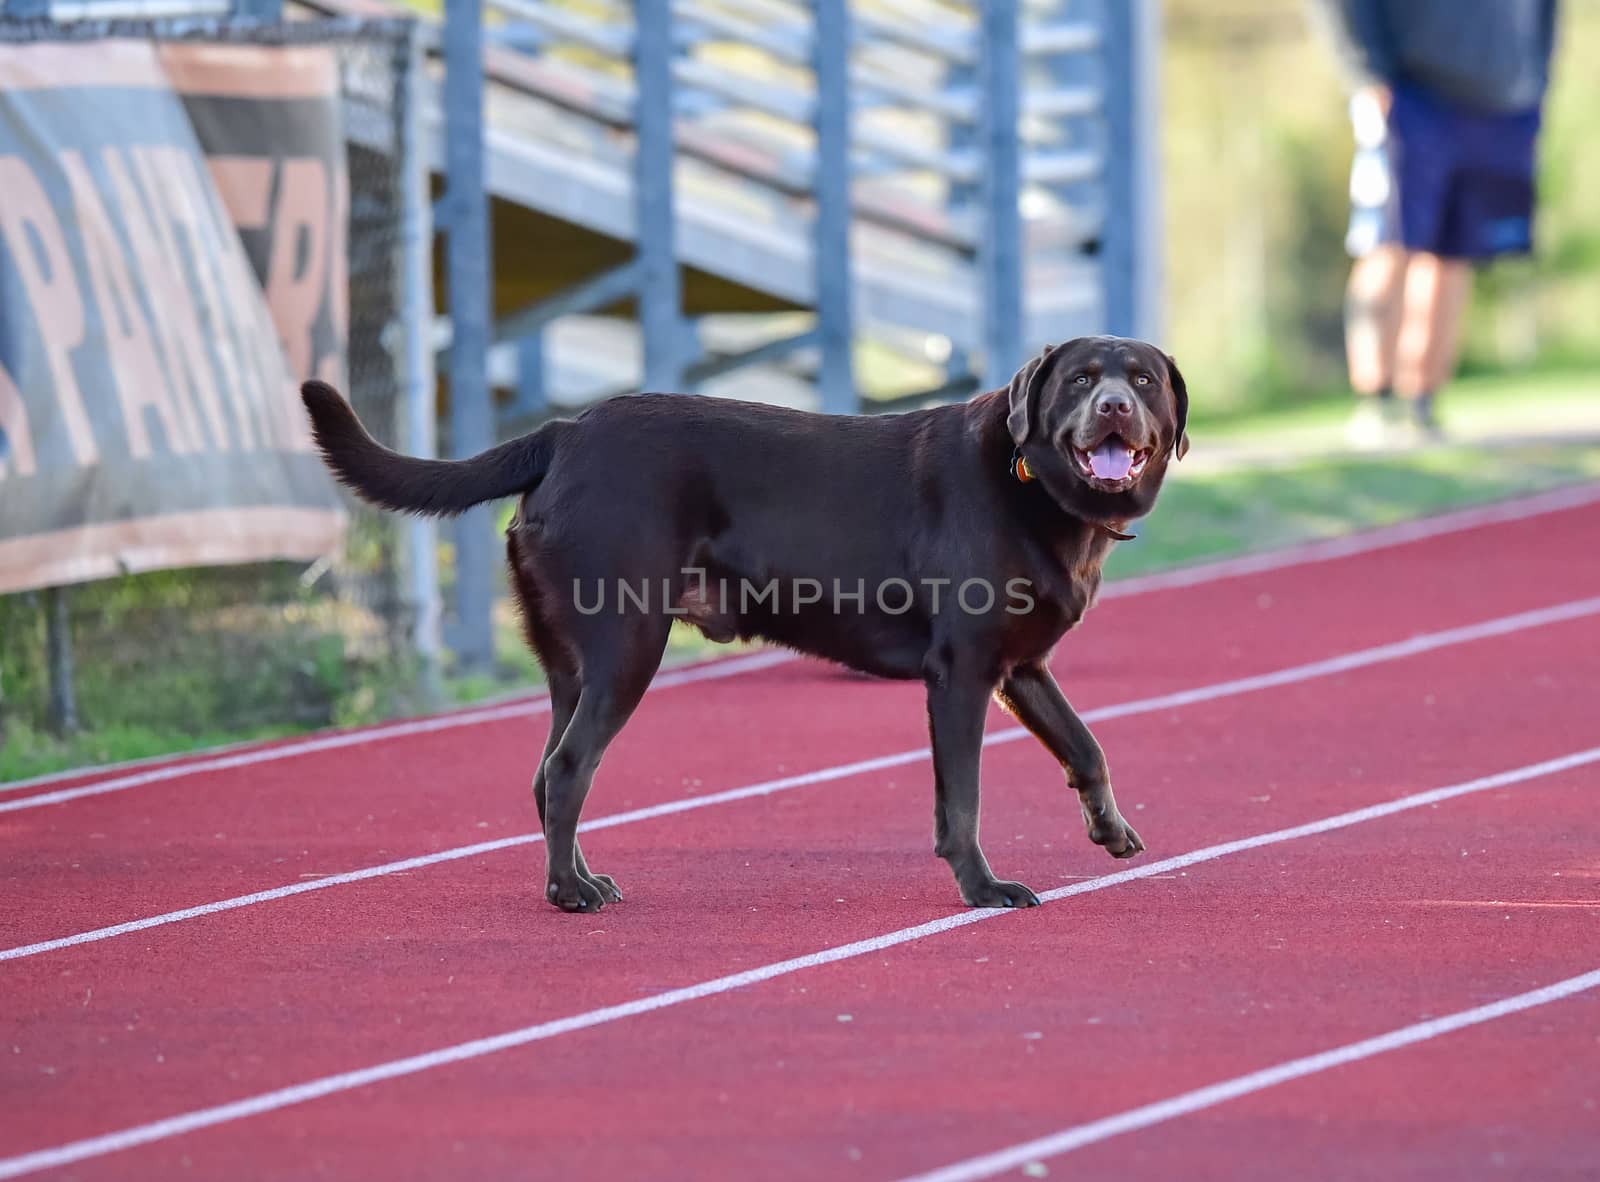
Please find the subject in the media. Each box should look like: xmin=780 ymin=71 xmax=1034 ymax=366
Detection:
xmin=1005 ymin=344 xmax=1056 ymax=445
xmin=1165 ymin=352 xmax=1190 ymax=461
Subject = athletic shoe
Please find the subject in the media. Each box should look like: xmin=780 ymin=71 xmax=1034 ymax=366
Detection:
xmin=1345 ymin=398 xmax=1401 ymax=450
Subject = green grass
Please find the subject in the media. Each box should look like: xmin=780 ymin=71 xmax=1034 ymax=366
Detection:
xmin=5 ymin=371 xmax=1597 ymax=782
xmin=1191 ymin=367 xmax=1600 ymax=442
xmin=0 ymin=720 xmax=300 ymax=784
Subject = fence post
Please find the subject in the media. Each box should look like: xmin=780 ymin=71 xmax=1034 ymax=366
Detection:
xmin=397 ymin=20 xmax=444 ymax=702
xmin=635 ymin=0 xmax=682 ymax=393
xmin=979 ymin=0 xmax=1023 ymax=391
xmin=813 ymin=0 xmax=854 ymax=414
xmin=45 ymin=588 xmax=78 ymax=737
xmin=945 ymin=48 xmax=976 ymax=392
xmin=443 ymin=0 xmax=495 ymax=673
xmin=1101 ymin=0 xmax=1161 ymax=339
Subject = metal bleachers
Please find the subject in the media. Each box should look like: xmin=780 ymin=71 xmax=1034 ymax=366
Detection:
xmin=299 ymin=0 xmax=1161 ymax=422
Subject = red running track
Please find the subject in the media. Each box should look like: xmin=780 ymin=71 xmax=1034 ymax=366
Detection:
xmin=3 ymin=491 xmax=1599 ymax=1180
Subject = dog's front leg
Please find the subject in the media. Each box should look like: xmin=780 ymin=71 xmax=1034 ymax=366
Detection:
xmin=927 ymin=672 xmax=1041 ymax=908
xmin=998 ymin=663 xmax=1144 ymax=859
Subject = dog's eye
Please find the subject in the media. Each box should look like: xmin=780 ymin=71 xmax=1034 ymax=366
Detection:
xmin=1074 ymin=374 xmax=1090 ymax=385
xmin=1133 ymin=374 xmax=1151 ymax=386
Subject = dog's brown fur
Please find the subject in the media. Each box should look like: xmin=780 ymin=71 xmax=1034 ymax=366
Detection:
xmin=302 ymin=336 xmax=1189 ymax=912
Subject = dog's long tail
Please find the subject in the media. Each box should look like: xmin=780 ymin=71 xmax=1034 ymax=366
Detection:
xmin=301 ymin=381 xmax=562 ymax=517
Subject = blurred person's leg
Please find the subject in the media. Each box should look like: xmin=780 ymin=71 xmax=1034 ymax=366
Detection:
xmin=1342 ymin=85 xmax=1406 ymax=449
xmin=1345 ymin=244 xmax=1406 ymax=395
xmin=1393 ymin=252 xmax=1472 ymax=438
xmin=1342 ymin=245 xmax=1407 ymax=449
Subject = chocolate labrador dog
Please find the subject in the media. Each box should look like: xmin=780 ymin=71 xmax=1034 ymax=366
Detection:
xmin=301 ymin=335 xmax=1188 ymax=913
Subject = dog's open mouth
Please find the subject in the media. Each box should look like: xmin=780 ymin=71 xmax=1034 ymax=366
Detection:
xmin=1073 ymin=435 xmax=1152 ymax=487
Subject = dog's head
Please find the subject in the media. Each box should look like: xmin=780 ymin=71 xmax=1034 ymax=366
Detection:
xmin=1005 ymin=336 xmax=1189 ymax=522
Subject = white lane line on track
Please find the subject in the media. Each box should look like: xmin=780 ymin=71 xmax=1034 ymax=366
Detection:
xmin=7 ymin=481 xmax=1595 ymax=799
xmin=2 ymin=745 xmax=1595 ymax=1181
xmin=6 ymin=594 xmax=1600 ymax=962
xmin=895 ymin=965 xmax=1600 ymax=1182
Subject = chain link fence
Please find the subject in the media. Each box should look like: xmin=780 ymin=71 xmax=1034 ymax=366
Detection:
xmin=0 ymin=16 xmax=432 ymax=776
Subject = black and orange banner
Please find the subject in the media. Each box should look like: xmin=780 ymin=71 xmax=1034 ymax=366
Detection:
xmin=0 ymin=37 xmax=350 ymax=594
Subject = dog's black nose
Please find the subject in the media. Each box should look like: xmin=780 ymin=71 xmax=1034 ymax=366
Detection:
xmin=1094 ymin=389 xmax=1133 ymax=419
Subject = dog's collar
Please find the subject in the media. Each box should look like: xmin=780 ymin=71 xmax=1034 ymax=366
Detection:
xmin=1009 ymin=447 xmax=1036 ymax=484
xmin=1010 ymin=447 xmax=1137 ymax=542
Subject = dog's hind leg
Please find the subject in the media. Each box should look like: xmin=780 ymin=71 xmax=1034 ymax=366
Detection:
xmin=540 ymin=611 xmax=671 ymax=912
xmin=510 ymin=527 xmax=625 ymax=904
xmin=530 ymin=668 xmax=622 ymax=903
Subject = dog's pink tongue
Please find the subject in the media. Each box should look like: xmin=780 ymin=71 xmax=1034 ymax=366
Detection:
xmin=1089 ymin=440 xmax=1133 ymax=480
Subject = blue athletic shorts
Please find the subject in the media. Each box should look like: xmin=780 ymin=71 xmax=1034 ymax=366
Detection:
xmin=1346 ymin=82 xmax=1542 ymax=261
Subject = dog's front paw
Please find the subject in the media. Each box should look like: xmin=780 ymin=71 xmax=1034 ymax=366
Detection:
xmin=546 ymin=875 xmax=608 ymax=913
xmin=583 ymin=871 xmax=623 ymax=904
xmin=1082 ymin=802 xmax=1144 ymax=859
xmin=960 ymin=878 xmax=1042 ymax=909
